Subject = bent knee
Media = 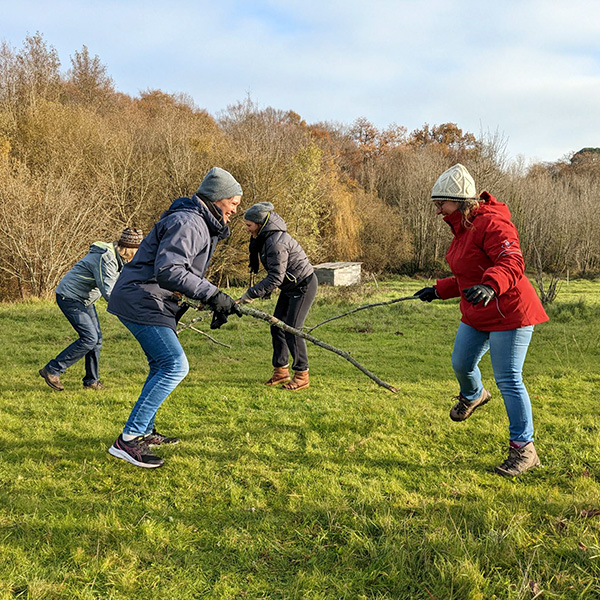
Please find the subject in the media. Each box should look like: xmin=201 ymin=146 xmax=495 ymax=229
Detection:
xmin=80 ymin=333 xmax=100 ymax=350
xmin=165 ymin=353 xmax=189 ymax=380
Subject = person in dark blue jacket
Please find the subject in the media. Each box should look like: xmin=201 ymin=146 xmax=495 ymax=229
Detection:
xmin=107 ymin=167 xmax=243 ymax=468
xmin=239 ymin=202 xmax=317 ymax=391
xmin=39 ymin=228 xmax=144 ymax=392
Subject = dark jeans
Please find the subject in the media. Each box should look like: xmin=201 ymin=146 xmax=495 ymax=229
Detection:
xmin=46 ymin=294 xmax=102 ymax=385
xmin=272 ymin=274 xmax=318 ymax=372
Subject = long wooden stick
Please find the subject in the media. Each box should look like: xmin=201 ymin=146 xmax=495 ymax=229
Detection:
xmin=305 ymin=295 xmax=418 ymax=332
xmin=180 ymin=297 xmax=398 ymax=393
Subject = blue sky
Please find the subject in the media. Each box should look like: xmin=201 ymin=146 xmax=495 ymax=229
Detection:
xmin=2 ymin=0 xmax=600 ymax=163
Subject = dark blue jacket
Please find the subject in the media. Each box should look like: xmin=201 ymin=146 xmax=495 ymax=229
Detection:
xmin=107 ymin=195 xmax=229 ymax=330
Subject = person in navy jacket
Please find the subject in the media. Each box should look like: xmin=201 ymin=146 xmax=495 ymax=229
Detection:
xmin=107 ymin=167 xmax=243 ymax=468
xmin=415 ymin=164 xmax=548 ymax=477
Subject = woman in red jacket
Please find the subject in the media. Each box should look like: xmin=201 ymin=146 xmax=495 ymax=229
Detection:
xmin=415 ymin=164 xmax=548 ymax=477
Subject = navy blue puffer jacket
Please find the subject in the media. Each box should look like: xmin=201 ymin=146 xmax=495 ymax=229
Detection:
xmin=107 ymin=195 xmax=229 ymax=330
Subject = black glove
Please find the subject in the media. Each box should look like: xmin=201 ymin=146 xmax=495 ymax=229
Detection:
xmin=414 ymin=286 xmax=439 ymax=302
xmin=210 ymin=311 xmax=229 ymax=330
xmin=206 ymin=290 xmax=242 ymax=329
xmin=463 ymin=284 xmax=496 ymax=307
xmin=206 ymin=290 xmax=240 ymax=314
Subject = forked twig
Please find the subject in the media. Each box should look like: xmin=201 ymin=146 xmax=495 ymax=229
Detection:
xmin=176 ymin=315 xmax=205 ymax=334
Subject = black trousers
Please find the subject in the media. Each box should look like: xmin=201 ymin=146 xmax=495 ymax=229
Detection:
xmin=271 ymin=274 xmax=318 ymax=372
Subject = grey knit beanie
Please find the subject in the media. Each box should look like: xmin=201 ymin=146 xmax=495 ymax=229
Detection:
xmin=244 ymin=202 xmax=274 ymax=224
xmin=196 ymin=167 xmax=243 ymax=202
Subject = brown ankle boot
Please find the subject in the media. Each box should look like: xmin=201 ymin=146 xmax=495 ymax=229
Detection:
xmin=265 ymin=366 xmax=290 ymax=386
xmin=283 ymin=370 xmax=309 ymax=391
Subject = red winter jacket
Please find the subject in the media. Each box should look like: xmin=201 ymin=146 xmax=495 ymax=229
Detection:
xmin=435 ymin=192 xmax=549 ymax=331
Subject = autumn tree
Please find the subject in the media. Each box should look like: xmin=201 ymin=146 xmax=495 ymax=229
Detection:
xmin=65 ymin=45 xmax=114 ymax=108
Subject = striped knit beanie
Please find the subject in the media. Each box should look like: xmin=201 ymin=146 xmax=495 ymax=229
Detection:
xmin=119 ymin=228 xmax=144 ymax=248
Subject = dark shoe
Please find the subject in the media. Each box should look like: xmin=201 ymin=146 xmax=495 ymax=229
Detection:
xmin=144 ymin=429 xmax=180 ymax=446
xmin=108 ymin=435 xmax=164 ymax=468
xmin=495 ymin=442 xmax=541 ymax=477
xmin=83 ymin=381 xmax=105 ymax=390
xmin=39 ymin=367 xmax=64 ymax=391
xmin=450 ymin=388 xmax=491 ymax=422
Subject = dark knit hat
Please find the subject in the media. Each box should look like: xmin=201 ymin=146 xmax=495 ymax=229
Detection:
xmin=119 ymin=227 xmax=144 ymax=248
xmin=244 ymin=202 xmax=274 ymax=224
xmin=196 ymin=167 xmax=243 ymax=202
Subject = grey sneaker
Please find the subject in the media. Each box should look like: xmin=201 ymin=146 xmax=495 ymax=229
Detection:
xmin=495 ymin=442 xmax=541 ymax=477
xmin=450 ymin=389 xmax=491 ymax=422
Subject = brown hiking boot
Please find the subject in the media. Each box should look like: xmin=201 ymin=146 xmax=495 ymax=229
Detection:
xmin=283 ymin=370 xmax=309 ymax=391
xmin=39 ymin=367 xmax=64 ymax=391
xmin=450 ymin=388 xmax=491 ymax=422
xmin=265 ymin=366 xmax=290 ymax=386
xmin=83 ymin=381 xmax=105 ymax=390
xmin=495 ymin=442 xmax=541 ymax=477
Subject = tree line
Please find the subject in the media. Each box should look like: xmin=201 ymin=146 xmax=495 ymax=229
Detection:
xmin=1 ymin=33 xmax=598 ymax=301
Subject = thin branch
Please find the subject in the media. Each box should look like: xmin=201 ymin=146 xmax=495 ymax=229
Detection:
xmin=306 ymin=295 xmax=418 ymax=332
xmin=188 ymin=326 xmax=232 ymax=348
xmin=180 ymin=297 xmax=398 ymax=393
xmin=176 ymin=315 xmax=205 ymax=334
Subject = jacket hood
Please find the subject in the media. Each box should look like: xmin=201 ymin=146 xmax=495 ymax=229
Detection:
xmin=260 ymin=211 xmax=287 ymax=235
xmin=161 ymin=195 xmax=229 ymax=239
xmin=89 ymin=241 xmax=116 ymax=255
xmin=444 ymin=192 xmax=511 ymax=233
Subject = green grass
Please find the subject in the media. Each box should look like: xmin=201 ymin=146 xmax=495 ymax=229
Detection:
xmin=1 ymin=278 xmax=600 ymax=599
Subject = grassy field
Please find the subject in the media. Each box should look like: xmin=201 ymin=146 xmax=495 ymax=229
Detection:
xmin=1 ymin=278 xmax=600 ymax=600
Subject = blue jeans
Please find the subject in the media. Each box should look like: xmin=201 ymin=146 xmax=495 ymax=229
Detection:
xmin=46 ymin=294 xmax=102 ymax=385
xmin=119 ymin=319 xmax=189 ymax=436
xmin=451 ymin=322 xmax=535 ymax=443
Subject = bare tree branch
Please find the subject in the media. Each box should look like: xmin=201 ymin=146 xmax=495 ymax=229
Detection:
xmin=187 ymin=326 xmax=232 ymax=348
xmin=180 ymin=296 xmax=398 ymax=393
xmin=306 ymin=295 xmax=418 ymax=332
xmin=176 ymin=315 xmax=205 ymax=334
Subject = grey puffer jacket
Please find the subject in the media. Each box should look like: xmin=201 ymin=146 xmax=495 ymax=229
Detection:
xmin=246 ymin=212 xmax=313 ymax=299
xmin=107 ymin=195 xmax=229 ymax=331
xmin=56 ymin=242 xmax=124 ymax=306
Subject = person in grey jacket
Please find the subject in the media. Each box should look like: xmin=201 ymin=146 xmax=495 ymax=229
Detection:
xmin=39 ymin=228 xmax=144 ymax=392
xmin=106 ymin=167 xmax=243 ymax=469
xmin=240 ymin=202 xmax=317 ymax=391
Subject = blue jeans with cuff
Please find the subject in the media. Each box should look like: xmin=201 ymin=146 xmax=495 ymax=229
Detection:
xmin=46 ymin=294 xmax=102 ymax=386
xmin=119 ymin=319 xmax=189 ymax=437
xmin=451 ymin=322 xmax=535 ymax=443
